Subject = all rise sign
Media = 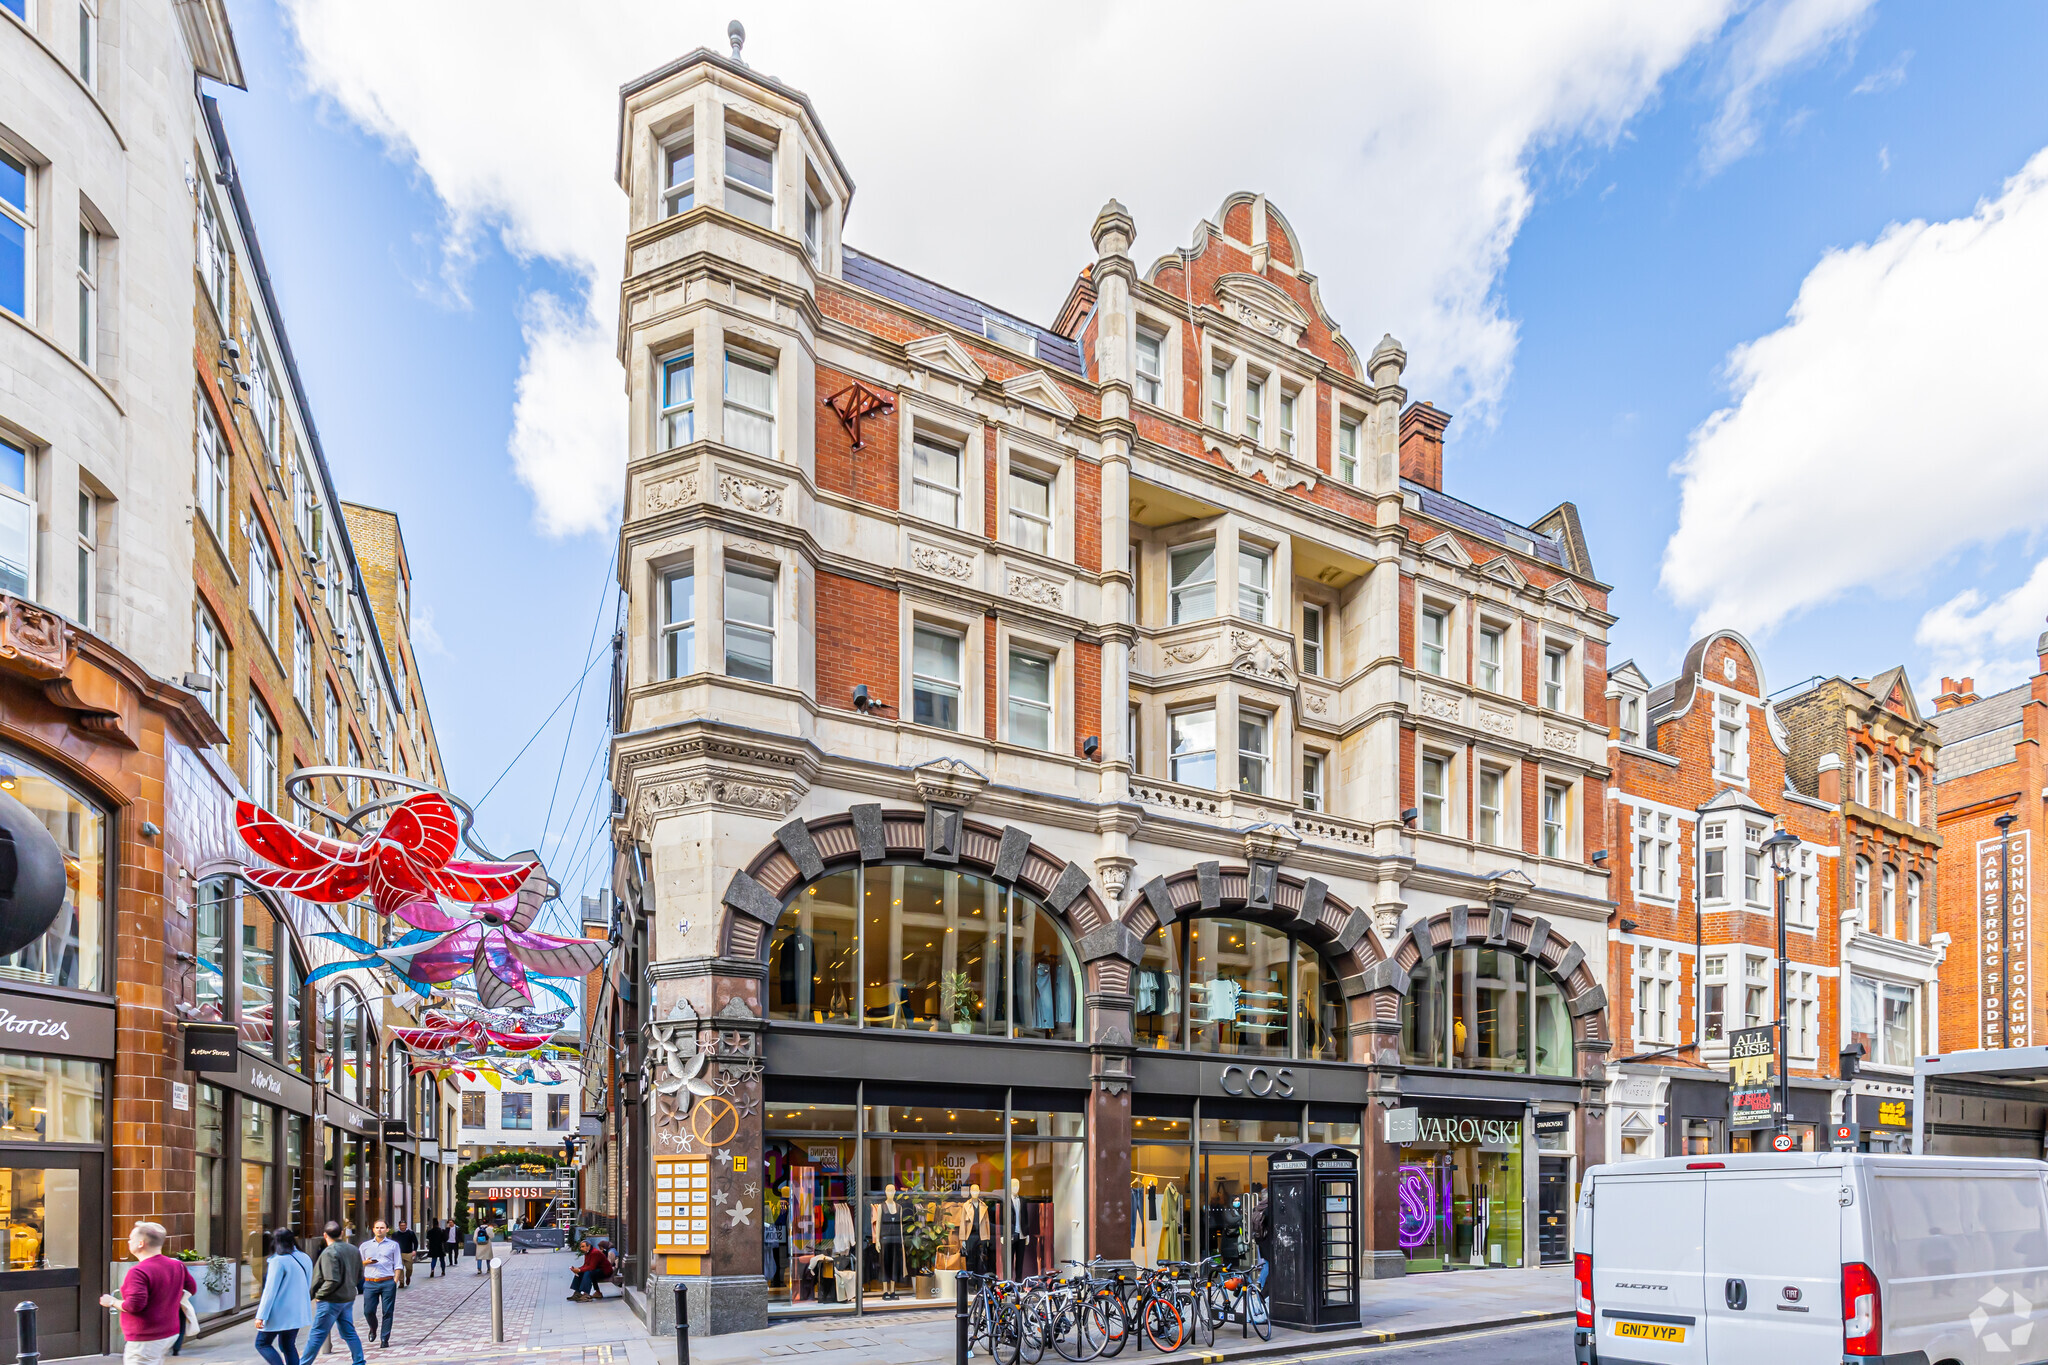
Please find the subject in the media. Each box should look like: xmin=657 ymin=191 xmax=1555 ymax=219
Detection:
xmin=1978 ymin=832 xmax=2033 ymax=1048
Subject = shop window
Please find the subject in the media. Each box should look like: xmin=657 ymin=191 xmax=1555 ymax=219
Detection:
xmin=1134 ymin=917 xmax=1341 ymax=1060
xmin=1849 ymin=976 xmax=1916 ymax=1068
xmin=0 ymin=753 xmax=108 ymax=994
xmin=0 ymin=1056 xmax=102 ymax=1143
xmin=239 ymin=898 xmax=280 ymax=1049
xmin=1399 ymin=947 xmax=1574 ymax=1076
xmin=1395 ymin=1116 xmax=1525 ymax=1270
xmin=242 ymin=1103 xmax=276 ymax=1300
xmin=766 ymin=865 xmax=1079 ymax=1041
xmin=196 ymin=1083 xmax=226 ymax=1264
xmin=502 ymin=1093 xmax=534 ymax=1130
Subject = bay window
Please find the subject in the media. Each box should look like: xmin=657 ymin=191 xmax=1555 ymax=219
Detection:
xmin=660 ymin=564 xmax=694 ymax=678
xmin=1300 ymin=603 xmax=1324 ymax=676
xmin=723 ymin=351 xmax=776 ymax=457
xmin=1169 ymin=709 xmax=1215 ymax=788
xmin=662 ymin=136 xmax=695 ymax=216
xmin=723 ymin=130 xmax=775 ymax=228
xmin=722 ymin=563 xmax=776 ymax=683
xmin=1300 ymin=754 xmax=1324 ymax=812
xmin=1168 ymin=543 xmax=1215 ymax=623
xmin=659 ymin=352 xmax=694 ymax=447
xmin=1236 ymin=546 xmax=1270 ymax=623
xmin=1236 ymin=710 xmax=1268 ymax=796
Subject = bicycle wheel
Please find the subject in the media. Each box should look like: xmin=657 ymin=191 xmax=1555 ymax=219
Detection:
xmin=1093 ymin=1289 xmax=1130 ymax=1359
xmin=1049 ymin=1297 xmax=1091 ymax=1363
xmin=991 ymin=1297 xmax=1025 ymax=1365
xmin=1143 ymin=1295 xmax=1185 ymax=1353
xmin=1183 ymin=1289 xmax=1214 ymax=1349
xmin=1018 ymin=1292 xmax=1052 ymax=1365
xmin=1248 ymin=1288 xmax=1271 ymax=1342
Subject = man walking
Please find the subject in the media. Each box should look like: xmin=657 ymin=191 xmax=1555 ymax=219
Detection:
xmin=301 ymin=1222 xmax=365 ymax=1365
xmin=98 ymin=1222 xmax=194 ymax=1365
xmin=359 ymin=1219 xmax=402 ymax=1349
xmin=424 ymin=1219 xmax=447 ymax=1278
xmin=393 ymin=1220 xmax=418 ymax=1288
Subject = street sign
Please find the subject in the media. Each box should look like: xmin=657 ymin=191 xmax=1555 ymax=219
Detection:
xmin=1831 ymin=1124 xmax=1860 ymax=1150
xmin=1771 ymin=1132 xmax=1796 ymax=1152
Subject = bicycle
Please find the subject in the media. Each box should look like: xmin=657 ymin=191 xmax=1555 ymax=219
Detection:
xmin=963 ymin=1271 xmax=1033 ymax=1365
xmin=1195 ymin=1253 xmax=1271 ymax=1341
xmin=1021 ymin=1260 xmax=1126 ymax=1362
xmin=1119 ymin=1263 xmax=1189 ymax=1353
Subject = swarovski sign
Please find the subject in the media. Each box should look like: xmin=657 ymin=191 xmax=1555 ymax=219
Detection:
xmin=1410 ymin=1114 xmax=1520 ymax=1147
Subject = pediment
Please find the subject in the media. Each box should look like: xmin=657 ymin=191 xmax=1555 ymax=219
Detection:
xmin=1545 ymin=579 xmax=1589 ymax=611
xmin=1213 ymin=272 xmax=1311 ymax=346
xmin=1479 ymin=556 xmax=1528 ymax=590
xmin=1421 ymin=532 xmax=1473 ymax=568
xmin=1608 ymin=660 xmax=1652 ymax=693
xmin=1001 ymin=369 xmax=1079 ymax=420
xmin=904 ymin=334 xmax=987 ymax=386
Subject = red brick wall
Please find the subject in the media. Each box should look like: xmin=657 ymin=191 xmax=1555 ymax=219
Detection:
xmin=815 ymin=573 xmax=897 ymax=715
xmin=1074 ymin=640 xmax=1102 ymax=759
xmin=815 ymin=365 xmax=899 ymax=509
xmin=1074 ymin=460 xmax=1102 ymax=573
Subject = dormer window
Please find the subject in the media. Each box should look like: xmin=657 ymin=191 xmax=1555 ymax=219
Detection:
xmin=662 ymin=137 xmax=695 ymax=217
xmin=723 ymin=130 xmax=774 ymax=229
xmin=1618 ymin=694 xmax=1642 ymax=746
xmin=983 ymin=316 xmax=1037 ymax=357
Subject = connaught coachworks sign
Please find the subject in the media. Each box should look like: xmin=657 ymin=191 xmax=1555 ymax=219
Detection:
xmin=1979 ymin=832 xmax=2031 ymax=1048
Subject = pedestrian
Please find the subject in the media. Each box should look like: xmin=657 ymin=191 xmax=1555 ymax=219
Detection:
xmin=423 ymin=1220 xmax=447 ymax=1278
xmin=567 ymin=1240 xmax=610 ymax=1301
xmin=253 ymin=1227 xmax=315 ymax=1365
xmin=97 ymin=1221 xmax=194 ymax=1365
xmin=511 ymin=1213 xmax=528 ymax=1254
xmin=472 ymin=1219 xmax=492 ymax=1275
xmin=359 ymin=1219 xmax=402 ymax=1350
xmin=301 ymin=1221 xmax=365 ymax=1365
xmin=392 ymin=1221 xmax=417 ymax=1288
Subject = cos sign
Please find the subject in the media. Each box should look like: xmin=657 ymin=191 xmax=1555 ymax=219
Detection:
xmin=1218 ymin=1065 xmax=1294 ymax=1098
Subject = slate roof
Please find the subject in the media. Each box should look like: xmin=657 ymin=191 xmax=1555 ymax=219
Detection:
xmin=1933 ymin=683 xmax=2029 ymax=783
xmin=843 ymin=249 xmax=1086 ymax=377
xmin=1402 ymin=480 xmax=1568 ymax=568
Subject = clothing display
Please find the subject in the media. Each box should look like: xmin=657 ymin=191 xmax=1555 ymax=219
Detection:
xmin=877 ymin=1200 xmax=906 ymax=1283
xmin=1129 ymin=1179 xmax=1184 ymax=1268
xmin=1133 ymin=967 xmax=1181 ymax=1017
xmin=1010 ymin=1197 xmax=1055 ymax=1279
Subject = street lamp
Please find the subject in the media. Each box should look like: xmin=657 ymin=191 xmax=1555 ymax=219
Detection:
xmin=1997 ymin=813 xmax=2019 ymax=1049
xmin=1763 ymin=821 xmax=1803 ymax=1141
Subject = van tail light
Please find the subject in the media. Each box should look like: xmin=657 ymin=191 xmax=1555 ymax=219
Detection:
xmin=1843 ymin=1261 xmax=1882 ymax=1356
xmin=1574 ymin=1252 xmax=1594 ymax=1330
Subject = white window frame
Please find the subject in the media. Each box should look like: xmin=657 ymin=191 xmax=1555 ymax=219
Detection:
xmin=910 ymin=434 xmax=964 ymax=528
xmin=76 ymin=0 xmax=97 ymax=88
xmin=73 ymin=487 xmax=94 ymax=627
xmin=321 ymin=682 xmax=338 ymax=762
xmin=1477 ymin=623 xmax=1505 ymax=694
xmin=1478 ymin=767 xmax=1505 ymax=847
xmin=722 ymin=128 xmax=775 ymax=229
xmin=1618 ymin=693 xmax=1642 ymax=745
xmin=1703 ymin=954 xmax=1728 ymax=1043
xmin=0 ymin=144 xmax=31 ymax=323
xmin=1207 ymin=362 xmax=1230 ymax=431
xmin=659 ymin=563 xmax=695 ymax=679
xmin=1881 ymin=864 xmax=1898 ymax=937
xmin=1633 ymin=945 xmax=1678 ymax=1047
xmin=249 ymin=529 xmax=279 ymax=647
xmin=1702 ymin=821 xmax=1727 ymax=901
xmin=195 ymin=604 xmax=229 ymax=729
xmin=659 ymin=351 xmax=695 ymax=449
xmin=197 ymin=185 xmax=229 ymax=321
xmin=1236 ymin=545 xmax=1271 ymax=624
xmin=1853 ymin=857 xmax=1871 ymax=928
xmin=1788 ymin=969 xmax=1819 ymax=1058
xmin=722 ymin=560 xmax=777 ymax=684
xmin=1541 ymin=781 xmax=1570 ymax=859
xmin=1243 ymin=374 xmax=1264 ymax=444
xmin=1134 ymin=327 xmax=1165 ymax=406
xmin=76 ymin=219 xmax=96 ymax=366
xmin=1419 ymin=606 xmax=1448 ymax=677
xmin=248 ymin=698 xmax=279 ymax=812
xmin=1236 ymin=709 xmax=1269 ymax=796
xmin=1419 ymin=753 xmax=1448 ymax=835
xmin=197 ymin=397 xmax=228 ymax=539
xmin=1743 ymin=953 xmax=1770 ymax=1029
xmin=722 ymin=349 xmax=776 ymax=458
xmin=1543 ymin=645 xmax=1568 ymax=711
xmin=661 ymin=134 xmax=695 ymax=218
xmin=1336 ymin=417 xmax=1359 ymax=485
xmin=1716 ymin=697 xmax=1745 ymax=778
xmin=1906 ymin=873 xmax=1922 ymax=941
xmin=911 ymin=622 xmax=964 ymax=734
xmin=1300 ymin=752 xmax=1324 ymax=813
xmin=1632 ymin=808 xmax=1675 ymax=900
xmin=1853 ymin=749 xmax=1871 ymax=806
xmin=1169 ymin=708 xmax=1216 ymax=789
xmin=1906 ymin=768 xmax=1922 ymax=826
xmin=1278 ymin=389 xmax=1297 ymax=455
xmin=1006 ymin=465 xmax=1053 ymax=554
xmin=1168 ymin=542 xmax=1216 ymax=625
xmin=1007 ymin=646 xmax=1055 ymax=752
xmin=1300 ymin=602 xmax=1325 ymax=677
xmin=292 ymin=612 xmax=313 ymax=713
xmin=1880 ymin=759 xmax=1897 ymax=817
xmin=295 ymin=456 xmax=325 ymax=559
xmin=803 ymin=189 xmax=821 ymax=264
xmin=1743 ymin=822 xmax=1765 ymax=905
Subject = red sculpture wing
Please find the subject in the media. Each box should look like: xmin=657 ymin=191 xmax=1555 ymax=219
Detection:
xmin=236 ymin=801 xmax=367 ymax=873
xmin=380 ymin=793 xmax=461 ymax=868
xmin=436 ymin=860 xmax=541 ymax=904
xmin=370 ymin=850 xmax=435 ymax=916
xmin=245 ymin=862 xmax=374 ymax=904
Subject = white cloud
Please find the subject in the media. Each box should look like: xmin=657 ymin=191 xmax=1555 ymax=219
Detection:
xmin=1663 ymin=145 xmax=2048 ymax=642
xmin=281 ymin=1 xmax=1833 ymax=536
xmin=1852 ymin=48 xmax=1913 ymax=95
xmin=1916 ymin=556 xmax=2048 ymax=696
xmin=1699 ymin=0 xmax=1875 ymax=175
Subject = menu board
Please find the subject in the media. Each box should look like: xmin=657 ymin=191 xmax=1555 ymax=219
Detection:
xmin=653 ymin=1155 xmax=711 ymax=1254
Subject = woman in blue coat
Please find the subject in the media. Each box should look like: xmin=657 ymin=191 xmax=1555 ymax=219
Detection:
xmin=253 ymin=1227 xmax=317 ymax=1365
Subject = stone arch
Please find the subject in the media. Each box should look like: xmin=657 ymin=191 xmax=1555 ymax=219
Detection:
xmin=1359 ymin=904 xmax=1611 ymax=1051
xmin=720 ymin=803 xmax=1121 ymax=989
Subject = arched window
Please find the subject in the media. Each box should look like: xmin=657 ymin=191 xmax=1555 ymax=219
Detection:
xmin=1905 ymin=769 xmax=1922 ymax=826
xmin=1906 ymin=873 xmax=1922 ymax=942
xmin=1133 ymin=916 xmax=1343 ymax=1060
xmin=1881 ymin=865 xmax=1898 ymax=937
xmin=1853 ymin=749 xmax=1871 ymax=806
xmin=1400 ymin=946 xmax=1575 ymax=1077
xmin=0 ymin=749 xmax=107 ymax=992
xmin=768 ymin=864 xmax=1080 ymax=1041
xmin=1880 ymin=759 xmax=1897 ymax=816
xmin=1853 ymin=858 xmax=1871 ymax=927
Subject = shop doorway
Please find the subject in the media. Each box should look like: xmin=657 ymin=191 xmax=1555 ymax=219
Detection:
xmin=1197 ymin=1149 xmax=1268 ymax=1271
xmin=1536 ymin=1159 xmax=1569 ymax=1264
xmin=0 ymin=1151 xmax=103 ymax=1363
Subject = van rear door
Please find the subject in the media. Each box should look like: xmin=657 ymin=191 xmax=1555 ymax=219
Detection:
xmin=1700 ymin=1164 xmax=1842 ymax=1363
xmin=1588 ymin=1170 xmax=1708 ymax=1364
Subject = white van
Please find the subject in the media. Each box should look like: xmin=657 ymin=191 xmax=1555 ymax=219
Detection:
xmin=1574 ymin=1152 xmax=2048 ymax=1364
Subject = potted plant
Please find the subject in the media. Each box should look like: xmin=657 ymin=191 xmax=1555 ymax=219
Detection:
xmin=176 ymin=1250 xmax=234 ymax=1315
xmin=940 ymin=971 xmax=979 ymax=1034
xmin=906 ymin=1213 xmax=944 ymax=1298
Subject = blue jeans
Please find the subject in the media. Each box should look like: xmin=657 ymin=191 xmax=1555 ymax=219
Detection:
xmin=361 ymin=1279 xmax=397 ymax=1347
xmin=301 ymin=1301 xmax=363 ymax=1365
xmin=252 ymin=1328 xmax=300 ymax=1365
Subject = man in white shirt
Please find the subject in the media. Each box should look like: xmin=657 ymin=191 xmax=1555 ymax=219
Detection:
xmin=359 ymin=1220 xmax=403 ymax=1350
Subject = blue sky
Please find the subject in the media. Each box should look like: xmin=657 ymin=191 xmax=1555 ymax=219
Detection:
xmin=208 ymin=2 xmax=2048 ymax=892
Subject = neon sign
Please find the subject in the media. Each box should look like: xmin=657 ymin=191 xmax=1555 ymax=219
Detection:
xmin=1397 ymin=1163 xmax=1439 ymax=1251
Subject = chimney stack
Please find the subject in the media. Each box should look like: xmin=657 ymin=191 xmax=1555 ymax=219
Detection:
xmin=1399 ymin=401 xmax=1450 ymax=492
xmin=1934 ymin=676 xmax=1979 ymax=712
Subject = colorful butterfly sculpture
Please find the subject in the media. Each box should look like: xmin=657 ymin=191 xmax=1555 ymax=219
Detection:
xmin=236 ymin=793 xmax=536 ymax=917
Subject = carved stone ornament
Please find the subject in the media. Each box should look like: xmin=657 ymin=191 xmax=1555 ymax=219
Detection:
xmin=1006 ymin=570 xmax=1064 ymax=609
xmin=0 ymin=595 xmax=72 ymax=682
xmin=1542 ymin=725 xmax=1578 ymax=755
xmin=643 ymin=474 xmax=699 ymax=515
xmin=1161 ymin=641 xmax=1212 ymax=666
xmin=1418 ymin=689 xmax=1461 ymax=722
xmin=909 ymin=544 xmax=974 ymax=581
xmin=643 ymin=778 xmax=794 ymax=817
xmin=1303 ymin=690 xmax=1329 ymax=717
xmin=1479 ymin=709 xmax=1517 ymax=738
xmin=1094 ymin=856 xmax=1136 ymax=904
xmin=1230 ymin=630 xmax=1294 ymax=685
xmin=717 ymin=473 xmax=786 ymax=519
xmin=1373 ymin=906 xmax=1401 ymax=940
xmin=913 ymin=756 xmax=989 ymax=809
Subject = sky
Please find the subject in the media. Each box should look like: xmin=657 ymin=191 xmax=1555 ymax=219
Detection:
xmin=209 ymin=1 xmax=2048 ymax=897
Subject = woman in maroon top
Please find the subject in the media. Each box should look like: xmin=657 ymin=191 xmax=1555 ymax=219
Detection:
xmin=97 ymin=1222 xmax=195 ymax=1365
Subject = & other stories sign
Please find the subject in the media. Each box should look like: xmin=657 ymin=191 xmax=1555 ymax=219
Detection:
xmin=0 ymin=989 xmax=115 ymax=1059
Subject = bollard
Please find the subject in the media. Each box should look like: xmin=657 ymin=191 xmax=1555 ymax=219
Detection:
xmin=15 ymin=1299 xmax=36 ymax=1365
xmin=954 ymin=1273 xmax=969 ymax=1364
xmin=490 ymin=1257 xmax=505 ymax=1343
xmin=674 ymin=1280 xmax=690 ymax=1365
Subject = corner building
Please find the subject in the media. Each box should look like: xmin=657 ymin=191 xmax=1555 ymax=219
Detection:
xmin=601 ymin=45 xmax=1615 ymax=1334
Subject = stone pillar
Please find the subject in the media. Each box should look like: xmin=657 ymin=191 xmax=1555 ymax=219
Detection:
xmin=1091 ymin=198 xmax=1137 ymax=818
xmin=1357 ymin=1015 xmax=1407 ymax=1279
xmin=1080 ymin=920 xmax=1140 ymax=1266
xmin=1578 ymin=1039 xmax=1612 ymax=1172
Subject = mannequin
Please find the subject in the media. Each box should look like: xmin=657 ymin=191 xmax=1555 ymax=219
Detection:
xmin=957 ymin=1182 xmax=991 ymax=1274
xmin=1009 ymin=1177 xmax=1026 ymax=1279
xmin=871 ymin=1183 xmax=905 ymax=1299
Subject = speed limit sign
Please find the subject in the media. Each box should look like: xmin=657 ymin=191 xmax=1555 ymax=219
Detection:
xmin=1771 ymin=1132 xmax=1796 ymax=1152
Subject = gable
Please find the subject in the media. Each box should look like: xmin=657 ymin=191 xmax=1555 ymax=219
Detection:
xmin=1213 ymin=272 xmax=1311 ymax=347
xmin=1478 ymin=556 xmax=1528 ymax=590
xmin=1001 ymin=369 xmax=1080 ymax=421
xmin=1421 ymin=532 xmax=1473 ymax=569
xmin=904 ymin=333 xmax=987 ymax=386
xmin=1545 ymin=579 xmax=1589 ymax=611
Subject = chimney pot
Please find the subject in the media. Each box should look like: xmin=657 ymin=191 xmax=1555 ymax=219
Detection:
xmin=1399 ymin=402 xmax=1451 ymax=492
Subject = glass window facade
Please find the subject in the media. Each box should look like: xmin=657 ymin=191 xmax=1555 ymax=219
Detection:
xmin=1134 ymin=917 xmax=1342 ymax=1060
xmin=1397 ymin=1113 xmax=1525 ymax=1271
xmin=0 ymin=1056 xmax=102 ymax=1143
xmin=0 ymin=751 xmax=106 ymax=991
xmin=1401 ymin=947 xmax=1575 ymax=1076
xmin=767 ymin=865 xmax=1079 ymax=1041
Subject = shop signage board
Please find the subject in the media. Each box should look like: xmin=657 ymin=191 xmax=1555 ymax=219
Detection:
xmin=213 ymin=1048 xmax=314 ymax=1113
xmin=1383 ymin=1108 xmax=1418 ymax=1144
xmin=182 ymin=1023 xmax=240 ymax=1073
xmin=471 ymin=1185 xmax=557 ymax=1200
xmin=1409 ymin=1113 xmax=1522 ymax=1150
xmin=1978 ymin=833 xmax=2032 ymax=1048
xmin=1728 ymin=1024 xmax=1776 ymax=1129
xmin=1533 ymin=1113 xmax=1570 ymax=1141
xmin=1831 ymin=1125 xmax=1859 ymax=1150
xmin=1854 ymin=1095 xmax=1912 ymax=1131
xmin=0 ymin=989 xmax=116 ymax=1058
xmin=653 ymin=1154 xmax=709 ymax=1254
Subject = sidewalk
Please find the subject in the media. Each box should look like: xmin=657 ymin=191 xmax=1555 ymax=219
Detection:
xmin=57 ymin=1256 xmax=1566 ymax=1365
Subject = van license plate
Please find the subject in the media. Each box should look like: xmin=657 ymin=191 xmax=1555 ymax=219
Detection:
xmin=1613 ymin=1321 xmax=1686 ymax=1343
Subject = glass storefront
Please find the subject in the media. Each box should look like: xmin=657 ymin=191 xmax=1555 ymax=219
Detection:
xmin=1135 ymin=917 xmax=1343 ymax=1059
xmin=0 ymin=754 xmax=105 ymax=993
xmin=0 ymin=1056 xmax=102 ymax=1143
xmin=0 ymin=1168 xmax=78 ymax=1270
xmin=1401 ymin=948 xmax=1574 ymax=1076
xmin=1396 ymin=1112 xmax=1524 ymax=1271
xmin=1130 ymin=1112 xmax=1191 ymax=1269
xmin=241 ymin=1103 xmax=276 ymax=1301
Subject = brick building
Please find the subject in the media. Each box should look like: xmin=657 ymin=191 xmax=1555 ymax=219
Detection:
xmin=1 ymin=4 xmax=454 ymax=1349
xmin=1601 ymin=633 xmax=1844 ymax=1159
xmin=592 ymin=41 xmax=1615 ymax=1335
xmin=1776 ymin=669 xmax=1944 ymax=1145
xmin=1932 ymin=649 xmax=2048 ymax=1060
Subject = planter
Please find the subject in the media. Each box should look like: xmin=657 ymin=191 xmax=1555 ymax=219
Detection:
xmin=914 ymin=1273 xmax=937 ymax=1299
xmin=949 ymin=1022 xmax=973 ymax=1034
xmin=189 ymin=1281 xmax=233 ymax=1316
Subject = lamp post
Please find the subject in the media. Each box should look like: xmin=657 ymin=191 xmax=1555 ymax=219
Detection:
xmin=1997 ymin=812 xmax=2018 ymax=1049
xmin=1763 ymin=822 xmax=1802 ymax=1141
